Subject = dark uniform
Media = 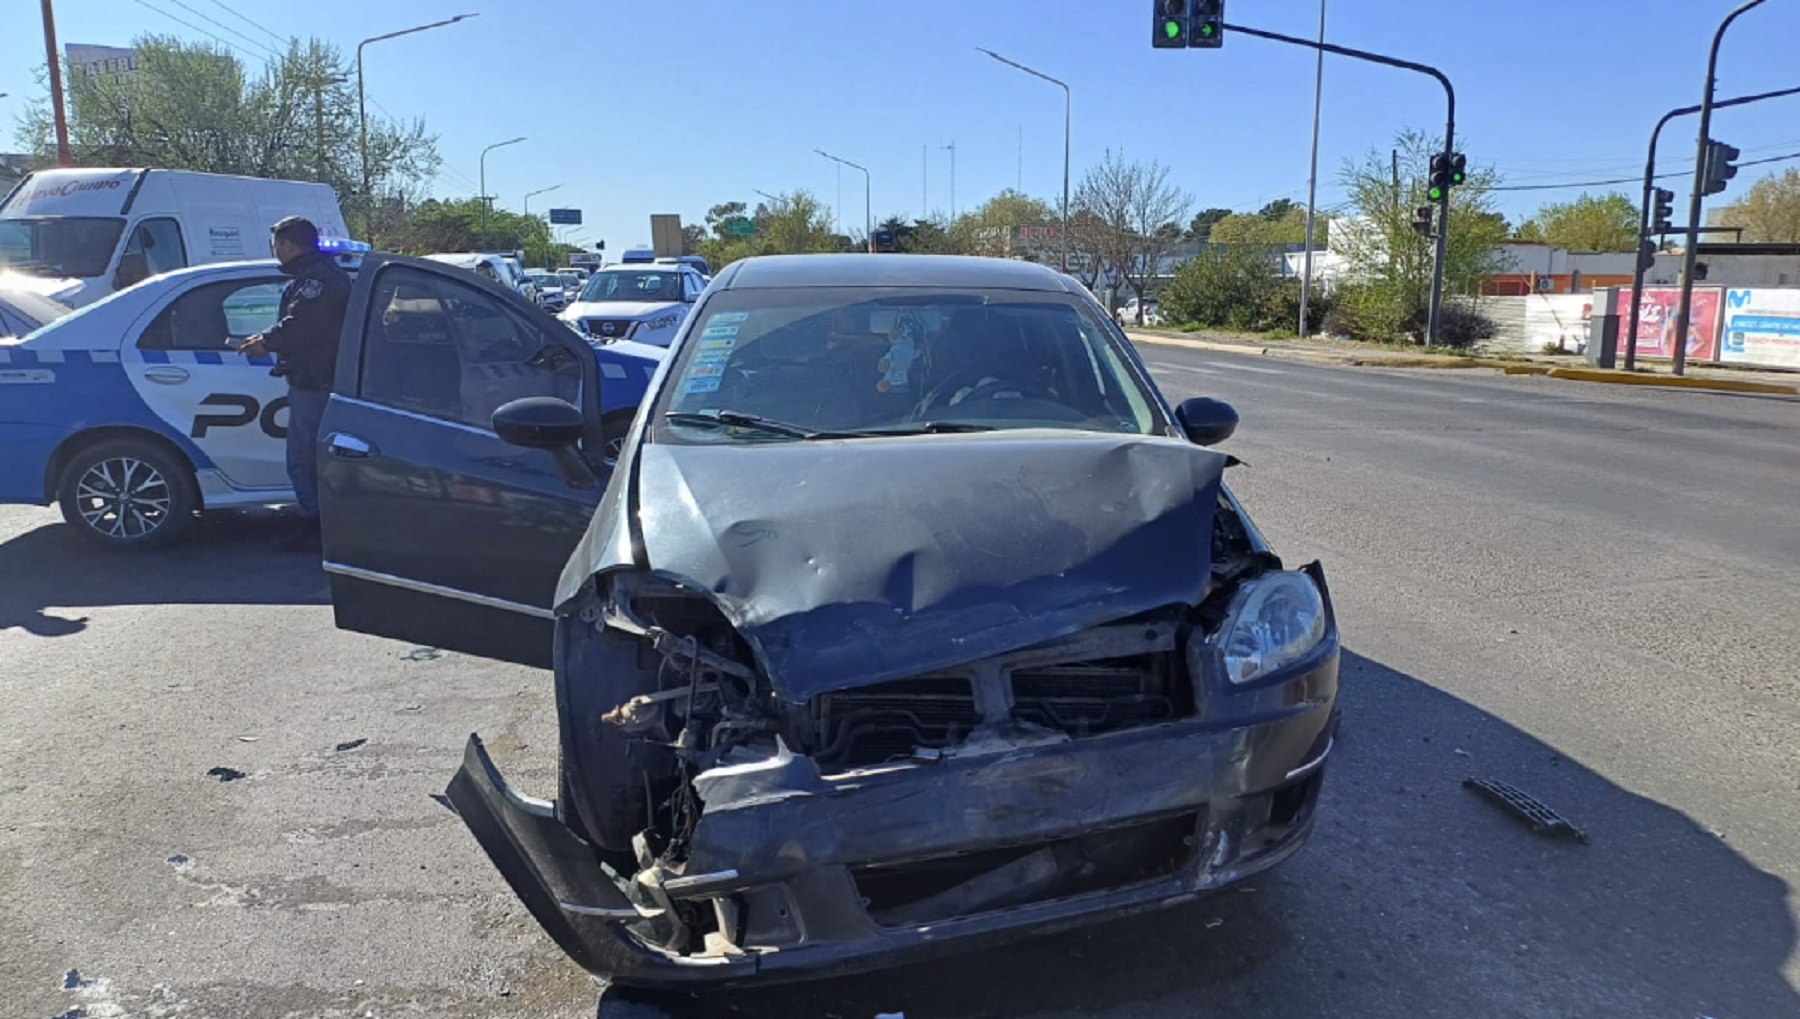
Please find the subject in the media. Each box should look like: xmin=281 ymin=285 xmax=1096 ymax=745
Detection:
xmin=259 ymin=248 xmax=350 ymax=522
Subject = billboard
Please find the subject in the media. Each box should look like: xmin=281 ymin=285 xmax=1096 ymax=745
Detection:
xmin=65 ymin=44 xmax=139 ymax=87
xmin=650 ymin=214 xmax=683 ymax=258
xmin=1617 ymin=286 xmax=1723 ymax=362
xmin=1719 ymin=288 xmax=1800 ymax=369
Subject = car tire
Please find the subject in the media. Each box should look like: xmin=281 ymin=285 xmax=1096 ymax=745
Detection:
xmin=600 ymin=409 xmax=638 ymax=462
xmin=56 ymin=438 xmax=199 ymax=550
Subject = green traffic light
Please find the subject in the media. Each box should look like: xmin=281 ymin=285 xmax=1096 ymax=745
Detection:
xmin=1428 ymin=187 xmax=1445 ymax=202
xmin=1199 ymin=23 xmax=1215 ymax=36
xmin=1164 ymin=19 xmax=1181 ymax=39
xmin=1450 ymin=172 xmax=1465 ymax=185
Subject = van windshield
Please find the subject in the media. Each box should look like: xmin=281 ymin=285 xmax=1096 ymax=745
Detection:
xmin=0 ymin=216 xmax=127 ymax=278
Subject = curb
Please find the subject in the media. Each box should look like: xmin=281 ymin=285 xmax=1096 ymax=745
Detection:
xmin=1545 ymin=368 xmax=1798 ymax=396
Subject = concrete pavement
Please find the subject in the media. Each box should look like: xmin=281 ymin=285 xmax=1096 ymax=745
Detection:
xmin=3 ymin=352 xmax=1798 ymax=1018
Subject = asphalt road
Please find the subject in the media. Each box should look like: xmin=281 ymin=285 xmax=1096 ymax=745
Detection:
xmin=3 ymin=349 xmax=1798 ymax=1019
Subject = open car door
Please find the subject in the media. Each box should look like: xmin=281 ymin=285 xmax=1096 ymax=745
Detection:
xmin=317 ymin=254 xmax=610 ymax=668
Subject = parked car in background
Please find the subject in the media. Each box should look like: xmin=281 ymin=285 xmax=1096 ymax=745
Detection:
xmin=559 ymin=262 xmax=707 ymax=347
xmin=317 ymin=252 xmax=1339 ymax=992
xmin=556 ymin=268 xmax=588 ymax=295
xmin=1116 ymin=296 xmax=1161 ymax=327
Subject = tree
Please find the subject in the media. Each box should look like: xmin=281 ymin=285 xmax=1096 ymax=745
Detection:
xmin=396 ymin=198 xmax=558 ymax=266
xmin=1161 ymin=245 xmax=1312 ymax=334
xmin=1072 ymin=149 xmax=1193 ymax=320
xmin=949 ymin=189 xmax=1055 ymax=257
xmin=1258 ymin=198 xmax=1299 ymax=221
xmin=1512 ymin=192 xmax=1639 ymax=251
xmin=1719 ymin=169 xmax=1800 ymax=243
xmin=690 ymin=189 xmax=841 ymax=270
xmin=1186 ymin=207 xmax=1231 ymax=242
xmin=17 ymin=35 xmax=439 ymax=247
xmin=1331 ymin=129 xmax=1509 ymax=345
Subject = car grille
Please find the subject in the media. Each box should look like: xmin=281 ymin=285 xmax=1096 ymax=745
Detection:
xmin=582 ymin=318 xmax=635 ymax=339
xmin=808 ymin=650 xmax=1181 ymax=771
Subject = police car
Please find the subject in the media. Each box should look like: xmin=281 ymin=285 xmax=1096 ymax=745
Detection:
xmin=0 ymin=245 xmax=663 ymax=550
xmin=558 ymin=262 xmax=708 ymax=347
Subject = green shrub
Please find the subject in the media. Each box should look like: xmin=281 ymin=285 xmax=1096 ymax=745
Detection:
xmin=1160 ymin=246 xmax=1319 ymax=334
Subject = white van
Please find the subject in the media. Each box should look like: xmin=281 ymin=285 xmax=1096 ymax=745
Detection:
xmin=0 ymin=167 xmax=348 ymax=309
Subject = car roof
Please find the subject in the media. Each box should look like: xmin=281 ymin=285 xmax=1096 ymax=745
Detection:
xmin=594 ymin=263 xmax=686 ymax=274
xmin=717 ymin=254 xmax=1075 ymax=292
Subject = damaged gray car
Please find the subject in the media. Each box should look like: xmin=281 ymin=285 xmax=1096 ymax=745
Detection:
xmin=317 ymin=253 xmax=1339 ymax=989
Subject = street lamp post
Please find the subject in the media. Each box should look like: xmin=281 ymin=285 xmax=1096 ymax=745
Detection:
xmin=357 ymin=13 xmax=477 ymax=200
xmin=1670 ymin=0 xmax=1770 ymax=377
xmin=1298 ymin=0 xmax=1328 ymax=337
xmin=978 ymin=48 xmax=1071 ymax=273
xmin=522 ymin=184 xmax=562 ymax=215
xmin=479 ymin=136 xmax=527 ymax=242
xmin=815 ymin=150 xmax=872 ymax=252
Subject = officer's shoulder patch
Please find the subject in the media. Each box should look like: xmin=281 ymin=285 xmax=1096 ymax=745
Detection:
xmin=298 ymin=278 xmax=324 ymax=300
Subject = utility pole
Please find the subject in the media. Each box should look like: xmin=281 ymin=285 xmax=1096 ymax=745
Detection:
xmin=922 ymin=143 xmax=928 ymax=217
xmin=943 ymin=140 xmax=957 ymax=218
xmin=1671 ymin=0 xmax=1769 ymax=377
xmin=41 ymin=0 xmax=72 ymax=167
xmin=1298 ymin=0 xmax=1328 ymax=338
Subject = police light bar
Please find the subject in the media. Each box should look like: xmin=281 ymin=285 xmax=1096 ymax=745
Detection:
xmin=317 ymin=236 xmax=372 ymax=254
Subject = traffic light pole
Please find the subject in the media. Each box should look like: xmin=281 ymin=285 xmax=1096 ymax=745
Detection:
xmin=1626 ymin=82 xmax=1800 ymax=371
xmin=1671 ymin=0 xmax=1769 ymax=377
xmin=1223 ymin=22 xmax=1456 ymax=345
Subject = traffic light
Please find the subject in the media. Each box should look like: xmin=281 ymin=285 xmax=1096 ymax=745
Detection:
xmin=1413 ymin=205 xmax=1435 ymax=237
xmin=1153 ymin=0 xmax=1188 ymax=47
xmin=1427 ymin=152 xmax=1467 ymax=203
xmin=1701 ymin=140 xmax=1740 ymax=196
xmin=1651 ymin=187 xmax=1675 ymax=234
xmin=1637 ymin=239 xmax=1658 ymax=273
xmin=1193 ymin=0 xmax=1223 ymax=48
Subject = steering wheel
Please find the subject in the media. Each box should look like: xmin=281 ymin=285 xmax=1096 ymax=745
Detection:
xmin=913 ymin=361 xmax=1052 ymax=415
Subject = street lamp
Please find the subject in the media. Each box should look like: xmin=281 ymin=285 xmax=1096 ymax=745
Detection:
xmin=357 ymin=13 xmax=477 ymax=199
xmin=522 ymin=184 xmax=562 ymax=215
xmin=1671 ymin=0 xmax=1770 ymax=377
xmin=978 ymin=47 xmax=1070 ymax=273
xmin=815 ymin=150 xmax=872 ymax=252
xmin=479 ymin=136 xmax=527 ymax=240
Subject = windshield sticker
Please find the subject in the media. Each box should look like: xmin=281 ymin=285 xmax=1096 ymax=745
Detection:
xmin=710 ymin=312 xmax=749 ymax=324
xmin=700 ymin=321 xmax=741 ymax=341
xmin=682 ymin=373 xmax=722 ymax=395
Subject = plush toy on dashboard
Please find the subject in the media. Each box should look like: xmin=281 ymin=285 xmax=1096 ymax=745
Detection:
xmin=876 ymin=307 xmax=924 ymax=393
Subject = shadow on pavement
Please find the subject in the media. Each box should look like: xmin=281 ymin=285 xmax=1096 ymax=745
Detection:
xmin=615 ymin=649 xmax=1797 ymax=1019
xmin=0 ymin=509 xmax=327 ymax=636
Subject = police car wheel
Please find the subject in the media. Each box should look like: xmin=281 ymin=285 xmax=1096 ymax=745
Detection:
xmin=601 ymin=410 xmax=637 ymax=461
xmin=57 ymin=440 xmax=198 ymax=550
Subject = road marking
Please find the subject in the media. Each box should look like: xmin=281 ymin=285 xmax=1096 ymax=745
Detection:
xmin=1149 ymin=362 xmax=1219 ymax=375
xmin=1204 ymin=361 xmax=1287 ymax=375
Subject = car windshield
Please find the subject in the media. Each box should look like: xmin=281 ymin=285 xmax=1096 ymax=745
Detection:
xmin=656 ymin=288 xmax=1163 ymax=443
xmin=581 ymin=270 xmax=682 ymax=303
xmin=0 ymin=216 xmax=128 ymax=278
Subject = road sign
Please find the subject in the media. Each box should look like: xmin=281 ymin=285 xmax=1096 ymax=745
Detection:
xmin=548 ymin=208 xmax=582 ymax=225
xmin=724 ymin=216 xmax=756 ymax=237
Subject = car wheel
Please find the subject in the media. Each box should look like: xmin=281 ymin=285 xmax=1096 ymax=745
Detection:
xmin=601 ymin=409 xmax=638 ymax=462
xmin=56 ymin=439 xmax=198 ymax=550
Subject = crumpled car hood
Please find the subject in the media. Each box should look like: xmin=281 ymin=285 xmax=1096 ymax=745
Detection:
xmin=558 ymin=430 xmax=1226 ymax=703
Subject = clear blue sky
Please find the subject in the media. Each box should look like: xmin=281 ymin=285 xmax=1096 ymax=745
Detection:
xmin=7 ymin=0 xmax=1800 ymax=252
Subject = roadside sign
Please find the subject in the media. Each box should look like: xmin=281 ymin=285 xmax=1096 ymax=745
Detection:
xmin=548 ymin=208 xmax=582 ymax=225
xmin=724 ymin=216 xmax=756 ymax=237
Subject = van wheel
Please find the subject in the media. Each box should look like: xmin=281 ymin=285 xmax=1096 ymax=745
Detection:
xmin=56 ymin=439 xmax=198 ymax=550
xmin=601 ymin=410 xmax=638 ymax=462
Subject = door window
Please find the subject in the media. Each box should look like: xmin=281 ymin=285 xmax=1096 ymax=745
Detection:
xmin=359 ymin=266 xmax=582 ymax=430
xmin=683 ymin=272 xmax=704 ymax=301
xmin=125 ymin=217 xmax=189 ymax=277
xmin=138 ymin=278 xmax=286 ymax=350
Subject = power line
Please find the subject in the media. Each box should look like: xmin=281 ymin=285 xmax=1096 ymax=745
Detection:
xmin=1489 ymin=150 xmax=1800 ymax=192
xmin=130 ymin=0 xmax=259 ymax=59
xmin=160 ymin=0 xmax=281 ymax=59
xmin=206 ymin=0 xmax=287 ymax=45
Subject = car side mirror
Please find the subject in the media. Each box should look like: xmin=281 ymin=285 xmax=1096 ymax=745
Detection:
xmin=1174 ymin=396 xmax=1239 ymax=447
xmin=492 ymin=397 xmax=596 ymax=490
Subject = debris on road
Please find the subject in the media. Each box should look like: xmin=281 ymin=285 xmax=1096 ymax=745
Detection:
xmin=1453 ymin=748 xmax=1471 ymax=757
xmin=166 ymin=854 xmax=190 ymax=869
xmin=1205 ymin=917 xmax=1225 ymax=929
xmin=204 ymin=767 xmax=246 ymax=783
xmin=234 ymin=735 xmax=259 ymax=742
xmin=1462 ymin=777 xmax=1588 ymax=843
xmin=334 ymin=738 xmax=367 ymax=753
xmin=402 ymin=647 xmax=442 ymax=662
xmin=61 ymin=970 xmax=86 ymax=990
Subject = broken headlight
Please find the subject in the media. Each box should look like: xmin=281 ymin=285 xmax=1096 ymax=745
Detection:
xmin=1214 ymin=570 xmax=1327 ymax=685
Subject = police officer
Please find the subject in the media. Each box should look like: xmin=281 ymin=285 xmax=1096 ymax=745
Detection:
xmin=237 ymin=216 xmax=350 ymax=553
